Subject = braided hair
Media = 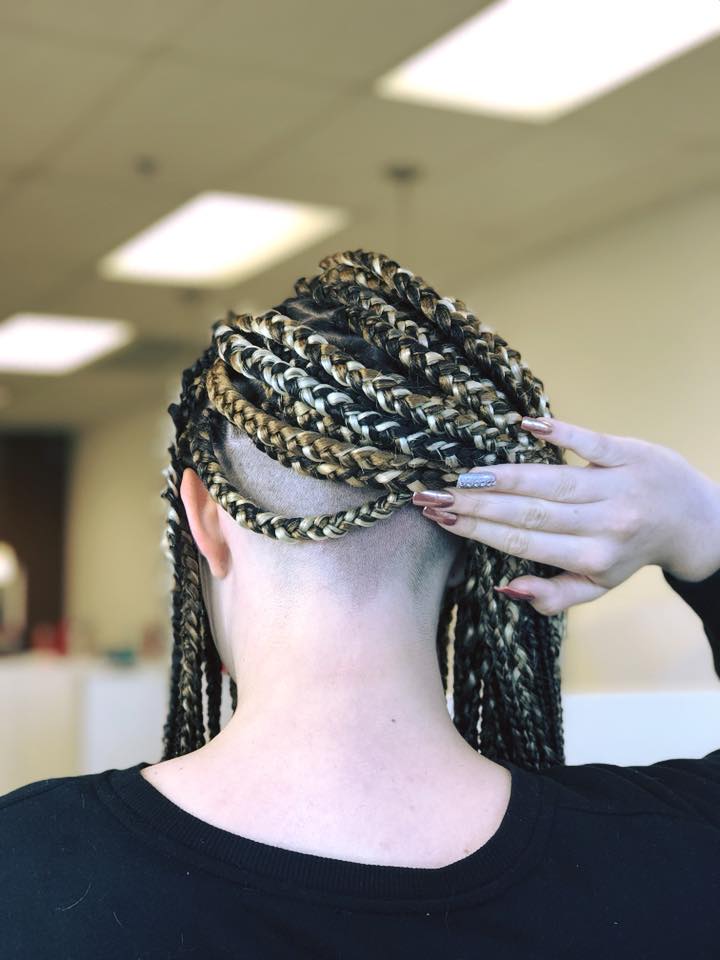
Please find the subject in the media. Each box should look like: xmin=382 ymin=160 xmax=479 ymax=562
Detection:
xmin=160 ymin=249 xmax=568 ymax=771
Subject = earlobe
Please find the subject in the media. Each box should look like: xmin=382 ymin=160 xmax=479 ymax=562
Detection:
xmin=179 ymin=468 xmax=230 ymax=579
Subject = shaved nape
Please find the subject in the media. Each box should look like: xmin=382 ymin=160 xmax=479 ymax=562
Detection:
xmin=161 ymin=250 xmax=568 ymax=770
xmin=206 ymin=333 xmax=464 ymax=611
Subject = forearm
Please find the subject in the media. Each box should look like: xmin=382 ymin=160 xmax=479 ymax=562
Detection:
xmin=662 ymin=560 xmax=720 ymax=677
xmin=661 ymin=472 xmax=720 ymax=682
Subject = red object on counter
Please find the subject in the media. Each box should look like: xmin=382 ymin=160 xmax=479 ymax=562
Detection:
xmin=29 ymin=619 xmax=68 ymax=654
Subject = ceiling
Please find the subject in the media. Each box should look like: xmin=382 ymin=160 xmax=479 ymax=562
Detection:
xmin=1 ymin=0 xmax=719 ymax=429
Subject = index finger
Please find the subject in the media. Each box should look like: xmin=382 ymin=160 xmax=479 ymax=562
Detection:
xmin=450 ymin=417 xmax=631 ymax=503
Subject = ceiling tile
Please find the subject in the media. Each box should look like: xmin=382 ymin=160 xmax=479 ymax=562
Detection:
xmin=171 ymin=0 xmax=486 ymax=84
xmin=50 ymin=54 xmax=344 ymax=186
xmin=3 ymin=4 xmax=720 ymax=430
xmin=219 ymin=92 xmax=529 ymax=216
xmin=0 ymin=0 xmax=207 ymax=54
xmin=0 ymin=175 xmax=197 ymax=272
xmin=0 ymin=29 xmax=135 ymax=174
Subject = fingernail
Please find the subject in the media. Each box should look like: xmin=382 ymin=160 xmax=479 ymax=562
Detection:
xmin=412 ymin=490 xmax=455 ymax=507
xmin=494 ymin=585 xmax=536 ymax=600
xmin=422 ymin=506 xmax=457 ymax=526
xmin=520 ymin=417 xmax=553 ymax=435
xmin=457 ymin=471 xmax=496 ymax=489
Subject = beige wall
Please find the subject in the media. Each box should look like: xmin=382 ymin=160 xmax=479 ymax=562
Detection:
xmin=65 ymin=396 xmax=173 ymax=655
xmin=64 ymin=188 xmax=720 ymax=692
xmin=462 ymin=187 xmax=720 ymax=692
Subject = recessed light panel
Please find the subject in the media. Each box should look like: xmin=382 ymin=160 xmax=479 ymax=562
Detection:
xmin=98 ymin=192 xmax=348 ymax=288
xmin=376 ymin=0 xmax=720 ymax=122
xmin=0 ymin=314 xmax=133 ymax=375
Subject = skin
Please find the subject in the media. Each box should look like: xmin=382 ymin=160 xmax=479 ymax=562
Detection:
xmin=423 ymin=417 xmax=720 ymax=609
xmin=141 ymin=418 xmax=720 ymax=868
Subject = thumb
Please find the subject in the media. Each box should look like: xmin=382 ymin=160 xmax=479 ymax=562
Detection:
xmin=495 ymin=572 xmax=608 ymax=615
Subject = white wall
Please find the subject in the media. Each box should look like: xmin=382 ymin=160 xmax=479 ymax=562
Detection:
xmin=64 ymin=189 xmax=720 ymax=696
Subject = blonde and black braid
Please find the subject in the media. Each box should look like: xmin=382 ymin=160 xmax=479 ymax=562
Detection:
xmin=160 ymin=249 xmax=568 ymax=769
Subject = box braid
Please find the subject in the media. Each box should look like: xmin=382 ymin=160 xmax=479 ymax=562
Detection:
xmin=160 ymin=249 xmax=568 ymax=770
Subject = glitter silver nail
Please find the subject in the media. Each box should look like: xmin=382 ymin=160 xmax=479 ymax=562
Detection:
xmin=457 ymin=472 xmax=497 ymax=489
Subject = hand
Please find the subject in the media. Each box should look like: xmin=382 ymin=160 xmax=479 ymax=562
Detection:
xmin=413 ymin=417 xmax=720 ymax=615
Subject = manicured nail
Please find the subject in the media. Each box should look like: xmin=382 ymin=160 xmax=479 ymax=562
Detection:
xmin=412 ymin=490 xmax=455 ymax=507
xmin=494 ymin=585 xmax=536 ymax=601
xmin=457 ymin=471 xmax=496 ymax=489
xmin=422 ymin=506 xmax=457 ymax=526
xmin=520 ymin=417 xmax=553 ymax=435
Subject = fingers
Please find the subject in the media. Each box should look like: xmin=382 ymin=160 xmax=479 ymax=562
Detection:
xmin=418 ymin=486 xmax=624 ymax=575
xmin=412 ymin=416 xmax=635 ymax=614
xmin=423 ymin=507 xmax=606 ymax=574
xmin=432 ymin=416 xmax=631 ymax=504
xmin=423 ymin=508 xmax=599 ymax=576
xmin=518 ymin=416 xmax=631 ymax=468
xmin=434 ymin=489 xmax=608 ymax=537
xmin=410 ymin=415 xmax=635 ymax=592
xmin=450 ymin=461 xmax=614 ymax=504
xmin=497 ymin=572 xmax=609 ymax=616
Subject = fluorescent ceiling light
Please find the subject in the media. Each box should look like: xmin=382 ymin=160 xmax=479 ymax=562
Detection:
xmin=0 ymin=314 xmax=134 ymax=375
xmin=98 ymin=191 xmax=349 ymax=288
xmin=376 ymin=0 xmax=720 ymax=122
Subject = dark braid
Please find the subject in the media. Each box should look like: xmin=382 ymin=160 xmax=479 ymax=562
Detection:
xmin=160 ymin=250 xmax=567 ymax=770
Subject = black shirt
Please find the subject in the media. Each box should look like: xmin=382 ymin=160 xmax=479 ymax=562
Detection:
xmin=2 ymin=565 xmax=720 ymax=959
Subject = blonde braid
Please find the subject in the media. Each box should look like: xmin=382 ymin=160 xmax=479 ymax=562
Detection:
xmin=160 ymin=250 xmax=567 ymax=769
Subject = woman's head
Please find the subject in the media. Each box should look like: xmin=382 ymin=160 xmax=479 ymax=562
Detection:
xmin=162 ymin=249 xmax=567 ymax=770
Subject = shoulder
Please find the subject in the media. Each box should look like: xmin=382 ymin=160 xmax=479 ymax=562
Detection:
xmin=0 ymin=771 xmax=92 ymax=826
xmin=540 ymin=747 xmax=720 ymax=827
xmin=0 ymin=768 xmax=145 ymax=954
xmin=0 ymin=771 xmax=103 ymax=846
xmin=0 ymin=772 xmax=103 ymax=900
xmin=0 ymin=765 xmax=140 ymax=863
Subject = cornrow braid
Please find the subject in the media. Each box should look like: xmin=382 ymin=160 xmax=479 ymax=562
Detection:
xmin=160 ymin=250 xmax=568 ymax=770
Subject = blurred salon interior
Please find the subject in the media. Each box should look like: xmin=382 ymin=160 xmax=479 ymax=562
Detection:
xmin=1 ymin=0 xmax=719 ymax=793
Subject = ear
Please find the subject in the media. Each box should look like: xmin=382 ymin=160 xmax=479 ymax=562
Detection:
xmin=447 ymin=539 xmax=470 ymax=589
xmin=179 ymin=468 xmax=230 ymax=579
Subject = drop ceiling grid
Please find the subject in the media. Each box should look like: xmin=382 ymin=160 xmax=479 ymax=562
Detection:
xmin=0 ymin=4 xmax=719 ymax=427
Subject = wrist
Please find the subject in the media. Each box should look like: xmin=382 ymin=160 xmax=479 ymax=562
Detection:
xmin=662 ymin=477 xmax=720 ymax=582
